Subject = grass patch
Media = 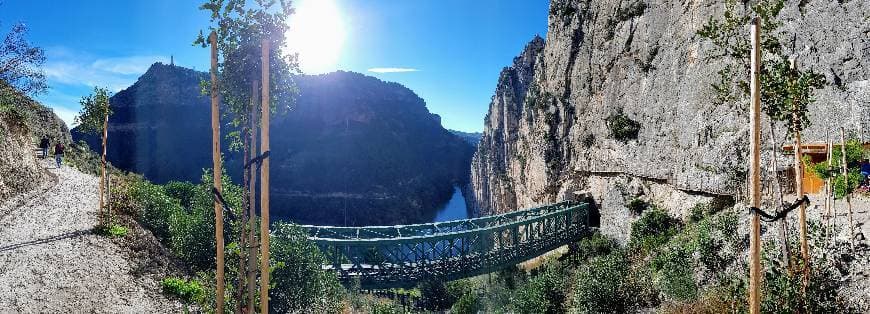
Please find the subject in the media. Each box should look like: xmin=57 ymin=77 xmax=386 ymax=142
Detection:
xmin=161 ymin=277 xmax=205 ymax=304
xmin=94 ymin=223 xmax=128 ymax=238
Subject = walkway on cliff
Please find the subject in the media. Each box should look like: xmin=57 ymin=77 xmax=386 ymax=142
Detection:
xmin=0 ymin=159 xmax=180 ymax=312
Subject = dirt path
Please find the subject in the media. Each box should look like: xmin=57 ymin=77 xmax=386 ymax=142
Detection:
xmin=0 ymin=159 xmax=181 ymax=313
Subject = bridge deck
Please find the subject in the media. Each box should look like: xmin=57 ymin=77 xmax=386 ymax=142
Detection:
xmin=301 ymin=201 xmax=592 ymax=288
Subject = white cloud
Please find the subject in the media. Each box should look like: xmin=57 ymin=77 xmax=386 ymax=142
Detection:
xmin=43 ymin=49 xmax=168 ymax=92
xmin=367 ymin=67 xmax=419 ymax=73
xmin=47 ymin=105 xmax=79 ymax=128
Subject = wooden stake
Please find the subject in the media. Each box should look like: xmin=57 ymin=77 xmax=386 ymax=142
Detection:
xmin=790 ymin=60 xmax=810 ymax=277
xmin=209 ymin=31 xmax=226 ymax=314
xmin=99 ymin=107 xmax=109 ymax=225
xmin=769 ymin=121 xmax=789 ymax=265
xmin=748 ymin=17 xmax=762 ymax=314
xmin=840 ymin=128 xmax=855 ymax=252
xmin=247 ymin=80 xmax=259 ymax=312
xmin=259 ymin=39 xmax=271 ymax=314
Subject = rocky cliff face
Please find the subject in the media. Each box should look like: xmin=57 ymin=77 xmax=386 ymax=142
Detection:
xmin=471 ymin=0 xmax=869 ymax=242
xmin=0 ymin=83 xmax=70 ymax=204
xmin=73 ymin=64 xmax=474 ymax=226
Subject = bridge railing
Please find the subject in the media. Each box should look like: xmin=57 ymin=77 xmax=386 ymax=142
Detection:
xmin=299 ymin=201 xmax=590 ymax=288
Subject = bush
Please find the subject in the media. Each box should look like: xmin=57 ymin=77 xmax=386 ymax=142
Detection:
xmin=161 ymin=277 xmax=205 ymax=304
xmin=163 ymin=181 xmax=198 ymax=208
xmin=565 ymin=232 xmax=618 ymax=266
xmin=451 ymin=292 xmax=481 ymax=314
xmin=511 ymin=264 xmax=568 ymax=314
xmin=606 ymin=112 xmax=641 ymax=142
xmin=629 ymin=206 xmax=681 ymax=254
xmin=571 ymin=252 xmax=632 ymax=313
xmin=418 ymin=278 xmax=453 ymax=311
xmin=95 ymin=223 xmax=129 ymax=238
xmin=650 ymin=245 xmax=697 ymax=301
xmin=269 ymin=222 xmax=344 ymax=313
xmin=627 ymin=198 xmax=648 ymax=215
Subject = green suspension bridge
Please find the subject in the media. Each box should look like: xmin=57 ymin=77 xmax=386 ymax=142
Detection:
xmin=300 ymin=201 xmax=594 ymax=288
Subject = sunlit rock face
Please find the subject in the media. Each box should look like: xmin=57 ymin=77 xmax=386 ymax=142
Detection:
xmin=0 ymin=84 xmax=68 ymax=204
xmin=72 ymin=63 xmax=474 ymax=226
xmin=470 ymin=0 xmax=869 ymax=241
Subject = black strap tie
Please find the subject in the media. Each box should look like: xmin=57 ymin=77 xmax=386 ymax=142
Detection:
xmin=749 ymin=195 xmax=810 ymax=222
xmin=244 ymin=150 xmax=270 ymax=170
xmin=212 ymin=187 xmax=237 ymax=221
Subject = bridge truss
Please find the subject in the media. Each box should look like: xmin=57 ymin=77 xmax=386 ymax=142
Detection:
xmin=300 ymin=201 xmax=591 ymax=288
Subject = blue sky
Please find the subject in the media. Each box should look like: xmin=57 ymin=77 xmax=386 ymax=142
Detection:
xmin=1 ymin=0 xmax=549 ymax=132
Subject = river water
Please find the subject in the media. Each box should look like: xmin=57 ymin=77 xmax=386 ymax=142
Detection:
xmin=433 ymin=186 xmax=470 ymax=222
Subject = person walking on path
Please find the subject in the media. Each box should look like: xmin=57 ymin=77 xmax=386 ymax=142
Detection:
xmin=54 ymin=142 xmax=65 ymax=168
xmin=39 ymin=137 xmax=50 ymax=159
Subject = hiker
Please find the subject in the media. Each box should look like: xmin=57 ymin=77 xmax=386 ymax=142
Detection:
xmin=39 ymin=136 xmax=49 ymax=159
xmin=54 ymin=142 xmax=65 ymax=168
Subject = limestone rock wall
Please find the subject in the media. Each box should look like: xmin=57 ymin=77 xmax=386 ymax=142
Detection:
xmin=470 ymin=0 xmax=870 ymax=241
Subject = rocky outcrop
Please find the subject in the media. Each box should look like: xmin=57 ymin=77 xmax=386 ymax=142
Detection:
xmin=471 ymin=0 xmax=869 ymax=241
xmin=0 ymin=83 xmax=69 ymax=204
xmin=73 ymin=63 xmax=475 ymax=226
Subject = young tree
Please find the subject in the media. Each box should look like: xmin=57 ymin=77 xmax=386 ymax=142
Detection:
xmin=195 ymin=0 xmax=300 ymax=312
xmin=75 ymin=87 xmax=113 ymax=225
xmin=0 ymin=19 xmax=46 ymax=96
xmin=698 ymin=0 xmax=826 ymax=306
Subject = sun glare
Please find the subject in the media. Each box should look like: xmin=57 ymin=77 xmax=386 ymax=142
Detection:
xmin=285 ymin=0 xmax=346 ymax=74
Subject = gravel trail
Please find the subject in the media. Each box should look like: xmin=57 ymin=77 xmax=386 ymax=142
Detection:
xmin=0 ymin=159 xmax=180 ymax=313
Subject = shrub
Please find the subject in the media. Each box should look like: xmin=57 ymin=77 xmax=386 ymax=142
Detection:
xmin=571 ymin=252 xmax=633 ymax=313
xmin=269 ymin=222 xmax=344 ymax=313
xmin=418 ymin=278 xmax=453 ymax=311
xmin=163 ymin=181 xmax=198 ymax=208
xmin=606 ymin=112 xmax=641 ymax=142
xmin=511 ymin=263 xmax=568 ymax=314
xmin=565 ymin=231 xmax=618 ymax=266
xmin=627 ymin=198 xmax=648 ymax=215
xmin=451 ymin=292 xmax=481 ymax=314
xmin=161 ymin=277 xmax=205 ymax=304
xmin=650 ymin=245 xmax=697 ymax=301
xmin=95 ymin=223 xmax=129 ymax=238
xmin=629 ymin=206 xmax=681 ymax=254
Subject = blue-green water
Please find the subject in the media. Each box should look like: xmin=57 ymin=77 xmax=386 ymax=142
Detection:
xmin=433 ymin=186 xmax=470 ymax=222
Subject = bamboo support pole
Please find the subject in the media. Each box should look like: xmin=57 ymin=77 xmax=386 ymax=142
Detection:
xmin=99 ymin=108 xmax=109 ymax=225
xmin=259 ymin=39 xmax=271 ymax=314
xmin=209 ymin=31 xmax=226 ymax=314
xmin=748 ymin=17 xmax=762 ymax=314
xmin=840 ymin=128 xmax=855 ymax=252
xmin=769 ymin=121 xmax=789 ymax=264
xmin=790 ymin=60 xmax=810 ymax=273
xmin=247 ymin=80 xmax=260 ymax=312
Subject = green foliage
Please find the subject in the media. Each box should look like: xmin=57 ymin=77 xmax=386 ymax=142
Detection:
xmin=452 ymin=292 xmax=481 ymax=314
xmin=760 ymin=57 xmax=826 ymax=133
xmin=806 ymin=139 xmax=866 ymax=198
xmin=0 ymin=21 xmax=47 ymax=95
xmin=417 ymin=278 xmax=454 ymax=311
xmin=566 ymin=231 xmax=619 ymax=266
xmin=269 ymin=222 xmax=344 ymax=313
xmin=697 ymin=0 xmax=825 ymax=136
xmin=629 ymin=206 xmax=681 ymax=254
xmin=195 ymin=0 xmax=300 ymax=147
xmin=94 ymin=223 xmax=129 ymax=238
xmin=74 ymin=87 xmax=112 ymax=135
xmin=571 ymin=251 xmax=655 ymax=313
xmin=650 ymin=245 xmax=697 ymax=301
xmin=615 ymin=0 xmax=647 ymax=22
xmin=510 ymin=263 xmax=568 ymax=314
xmin=161 ymin=277 xmax=205 ymax=304
xmin=163 ymin=181 xmax=198 ymax=208
xmin=606 ymin=112 xmax=641 ymax=142
xmin=760 ymin=230 xmax=857 ymax=313
xmin=627 ymin=198 xmax=648 ymax=215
